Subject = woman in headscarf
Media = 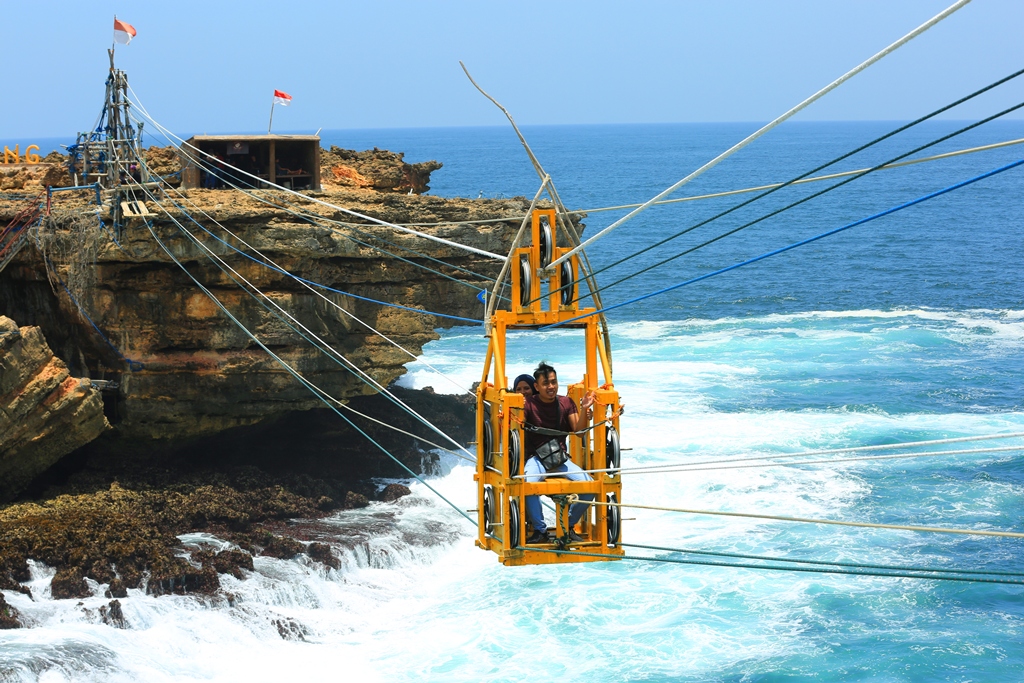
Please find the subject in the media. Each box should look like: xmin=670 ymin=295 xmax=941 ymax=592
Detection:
xmin=512 ymin=373 xmax=537 ymax=396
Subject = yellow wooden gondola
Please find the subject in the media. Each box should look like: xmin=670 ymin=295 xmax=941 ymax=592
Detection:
xmin=475 ymin=209 xmax=623 ymax=565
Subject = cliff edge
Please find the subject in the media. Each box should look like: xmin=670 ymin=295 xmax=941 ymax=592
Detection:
xmin=0 ymin=146 xmax=535 ymax=500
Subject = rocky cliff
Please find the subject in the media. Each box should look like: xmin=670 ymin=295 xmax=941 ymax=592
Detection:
xmin=320 ymin=147 xmax=443 ymax=194
xmin=0 ymin=146 xmax=531 ymax=501
xmin=0 ymin=317 xmax=108 ymax=501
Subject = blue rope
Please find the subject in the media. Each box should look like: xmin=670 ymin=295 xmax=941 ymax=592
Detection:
xmin=566 ymin=99 xmax=1024 ymax=308
xmin=549 ymin=76 xmax=1024 ymax=306
xmin=158 ymin=193 xmax=484 ymax=324
xmin=542 ymin=157 xmax=1024 ymax=330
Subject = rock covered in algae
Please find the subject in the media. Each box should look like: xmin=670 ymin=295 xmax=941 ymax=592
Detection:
xmin=0 ymin=593 xmax=21 ymax=629
xmin=99 ymin=599 xmax=127 ymax=629
xmin=381 ymin=483 xmax=412 ymax=502
xmin=0 ymin=476 xmax=358 ymax=599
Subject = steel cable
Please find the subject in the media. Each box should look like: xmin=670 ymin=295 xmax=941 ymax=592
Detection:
xmin=542 ymin=157 xmax=1024 ymax=330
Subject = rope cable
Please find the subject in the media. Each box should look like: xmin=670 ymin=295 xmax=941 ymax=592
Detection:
xmin=124 ymin=140 xmax=482 ymax=396
xmin=569 ymin=99 xmax=1024 ymax=306
xmin=571 ymin=137 xmax=1024 ymax=216
xmin=621 ymin=543 xmax=1024 ymax=578
xmin=522 ymin=444 xmax=1024 ymax=479
xmin=528 ymin=70 xmax=1024 ymax=308
xmin=541 ymin=156 xmax=1024 ymax=330
xmin=521 ymin=547 xmax=1024 ymax=585
xmin=127 ymin=110 xmax=501 ymax=293
xmin=619 ymin=444 xmax=1024 ymax=475
xmin=550 ymin=0 xmax=975 ymax=267
xmin=586 ymin=499 xmax=1024 ymax=539
xmin=128 ymin=174 xmax=477 ymax=459
xmin=531 ymin=431 xmax=1024 ymax=478
xmin=100 ymin=135 xmax=1024 ymax=229
xmin=124 ymin=86 xmax=505 ymax=260
xmin=143 ymin=218 xmax=476 ymax=523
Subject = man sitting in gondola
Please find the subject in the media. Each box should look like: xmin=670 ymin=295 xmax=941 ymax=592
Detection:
xmin=522 ymin=362 xmax=596 ymax=545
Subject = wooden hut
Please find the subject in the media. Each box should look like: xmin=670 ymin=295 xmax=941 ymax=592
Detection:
xmin=180 ymin=135 xmax=321 ymax=191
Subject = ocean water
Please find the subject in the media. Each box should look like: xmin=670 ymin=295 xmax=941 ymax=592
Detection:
xmin=4 ymin=120 xmax=1024 ymax=681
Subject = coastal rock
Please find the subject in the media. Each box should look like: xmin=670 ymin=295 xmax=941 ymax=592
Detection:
xmin=0 ymin=317 xmax=109 ymax=501
xmin=0 ymin=381 xmax=478 ymax=599
xmin=0 ymin=593 xmax=21 ymax=629
xmin=209 ymin=549 xmax=254 ymax=578
xmin=105 ymin=578 xmax=128 ymax=598
xmin=273 ymin=616 xmax=309 ymax=641
xmin=321 ymin=146 xmax=442 ymax=194
xmin=149 ymin=559 xmax=219 ymax=596
xmin=232 ymin=529 xmax=308 ymax=561
xmin=0 ymin=143 xmax=571 ymax=601
xmin=50 ymin=567 xmax=90 ymax=600
xmin=0 ymin=150 xmax=527 ymax=498
xmin=380 ymin=483 xmax=411 ymax=502
xmin=142 ymin=146 xmax=181 ymax=184
xmin=306 ymin=542 xmax=339 ymax=569
xmin=0 ymin=478 xmax=330 ymax=597
xmin=0 ymin=152 xmax=69 ymax=191
xmin=344 ymin=491 xmax=369 ymax=509
xmin=99 ymin=598 xmax=127 ymax=629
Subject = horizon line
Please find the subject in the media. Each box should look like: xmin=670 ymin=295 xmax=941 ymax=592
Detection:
xmin=8 ymin=117 xmax=1024 ymax=142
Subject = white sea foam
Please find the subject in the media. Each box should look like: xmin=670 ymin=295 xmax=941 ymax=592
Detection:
xmin=614 ymin=307 xmax=1024 ymax=336
xmin=4 ymin=309 xmax=1024 ymax=681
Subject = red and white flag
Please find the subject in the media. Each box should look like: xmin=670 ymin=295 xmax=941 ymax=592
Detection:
xmin=273 ymin=90 xmax=292 ymax=106
xmin=113 ymin=18 xmax=137 ymax=45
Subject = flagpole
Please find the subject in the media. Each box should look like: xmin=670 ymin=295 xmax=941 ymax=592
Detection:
xmin=111 ymin=14 xmax=116 ymax=52
xmin=268 ymin=99 xmax=275 ymax=134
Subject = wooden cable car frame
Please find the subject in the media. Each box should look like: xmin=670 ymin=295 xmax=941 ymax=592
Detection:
xmin=475 ymin=208 xmax=623 ymax=565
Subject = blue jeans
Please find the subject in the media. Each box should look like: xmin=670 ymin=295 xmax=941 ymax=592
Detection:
xmin=523 ymin=456 xmax=595 ymax=534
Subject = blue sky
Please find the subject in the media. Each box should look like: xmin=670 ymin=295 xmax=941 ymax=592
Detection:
xmin=3 ymin=1 xmax=1022 ymax=138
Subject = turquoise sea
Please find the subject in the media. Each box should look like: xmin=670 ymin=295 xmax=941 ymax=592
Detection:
xmin=3 ymin=120 xmax=1024 ymax=681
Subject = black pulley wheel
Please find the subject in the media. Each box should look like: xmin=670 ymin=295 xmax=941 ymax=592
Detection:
xmin=606 ymin=492 xmax=621 ymax=546
xmin=538 ymin=216 xmax=553 ymax=268
xmin=482 ymin=418 xmax=494 ymax=469
xmin=606 ymin=425 xmax=620 ymax=475
xmin=508 ymin=498 xmax=521 ymax=548
xmin=483 ymin=485 xmax=496 ymax=536
xmin=560 ymin=260 xmax=575 ymax=306
xmin=519 ymin=255 xmax=532 ymax=307
xmin=507 ymin=428 xmax=521 ymax=476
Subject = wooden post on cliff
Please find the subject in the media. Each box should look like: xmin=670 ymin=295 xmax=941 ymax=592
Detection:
xmin=268 ymin=139 xmax=276 ymax=186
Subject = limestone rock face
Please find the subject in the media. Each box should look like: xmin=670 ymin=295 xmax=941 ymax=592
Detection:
xmin=0 ymin=152 xmax=537 ymax=493
xmin=0 ymin=151 xmax=71 ymax=191
xmin=0 ymin=317 xmax=109 ymax=501
xmin=321 ymin=147 xmax=442 ymax=194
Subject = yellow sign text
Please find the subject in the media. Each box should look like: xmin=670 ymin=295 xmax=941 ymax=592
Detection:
xmin=2 ymin=145 xmax=42 ymax=164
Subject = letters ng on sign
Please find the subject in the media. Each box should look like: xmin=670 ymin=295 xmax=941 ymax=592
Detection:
xmin=2 ymin=145 xmax=42 ymax=164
